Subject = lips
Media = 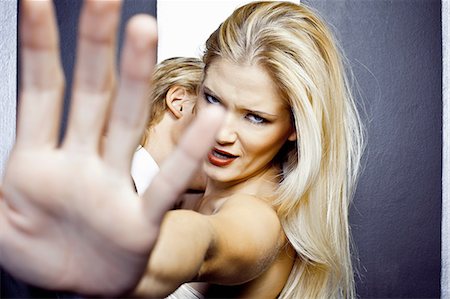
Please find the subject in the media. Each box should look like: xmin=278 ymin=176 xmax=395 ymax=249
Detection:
xmin=208 ymin=148 xmax=238 ymax=167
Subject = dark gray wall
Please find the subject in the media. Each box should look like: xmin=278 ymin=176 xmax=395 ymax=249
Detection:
xmin=303 ymin=1 xmax=442 ymax=297
xmin=52 ymin=0 xmax=157 ymax=137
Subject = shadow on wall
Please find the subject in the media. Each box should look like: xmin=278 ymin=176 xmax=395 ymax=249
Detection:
xmin=303 ymin=0 xmax=442 ymax=297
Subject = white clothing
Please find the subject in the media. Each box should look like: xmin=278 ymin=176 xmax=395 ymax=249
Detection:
xmin=166 ymin=284 xmax=204 ymax=299
xmin=131 ymin=147 xmax=159 ymax=196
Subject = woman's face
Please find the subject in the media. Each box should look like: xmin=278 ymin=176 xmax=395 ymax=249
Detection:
xmin=199 ymin=59 xmax=296 ymax=184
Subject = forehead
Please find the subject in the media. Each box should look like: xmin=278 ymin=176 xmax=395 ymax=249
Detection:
xmin=204 ymin=59 xmax=286 ymax=112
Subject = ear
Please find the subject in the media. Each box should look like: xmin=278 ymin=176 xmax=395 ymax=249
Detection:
xmin=288 ymin=128 xmax=297 ymax=142
xmin=166 ymin=86 xmax=191 ymax=119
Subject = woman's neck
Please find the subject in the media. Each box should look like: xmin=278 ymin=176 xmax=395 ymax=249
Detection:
xmin=204 ymin=164 xmax=281 ymax=201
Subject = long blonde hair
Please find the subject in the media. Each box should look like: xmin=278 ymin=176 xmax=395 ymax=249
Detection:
xmin=203 ymin=2 xmax=364 ymax=298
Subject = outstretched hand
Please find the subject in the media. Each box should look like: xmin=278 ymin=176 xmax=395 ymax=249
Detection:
xmin=0 ymin=0 xmax=223 ymax=296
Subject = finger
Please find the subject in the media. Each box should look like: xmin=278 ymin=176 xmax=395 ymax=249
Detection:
xmin=103 ymin=15 xmax=157 ymax=173
xmin=143 ymin=106 xmax=225 ymax=225
xmin=17 ymin=0 xmax=64 ymax=149
xmin=63 ymin=0 xmax=122 ymax=152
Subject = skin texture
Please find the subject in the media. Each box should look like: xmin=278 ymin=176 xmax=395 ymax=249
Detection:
xmin=0 ymin=0 xmax=224 ymax=296
xmin=200 ymin=59 xmax=296 ymax=187
xmin=134 ymin=59 xmax=297 ymax=298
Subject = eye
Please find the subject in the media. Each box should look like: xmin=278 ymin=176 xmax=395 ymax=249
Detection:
xmin=246 ymin=113 xmax=266 ymax=125
xmin=204 ymin=92 xmax=221 ymax=105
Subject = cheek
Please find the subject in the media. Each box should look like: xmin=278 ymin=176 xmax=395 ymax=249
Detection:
xmin=241 ymin=128 xmax=288 ymax=161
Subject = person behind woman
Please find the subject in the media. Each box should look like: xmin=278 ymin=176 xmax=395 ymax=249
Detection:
xmin=135 ymin=1 xmax=364 ymax=298
xmin=132 ymin=57 xmax=206 ymax=196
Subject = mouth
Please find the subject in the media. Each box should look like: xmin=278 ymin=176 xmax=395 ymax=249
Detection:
xmin=208 ymin=148 xmax=238 ymax=167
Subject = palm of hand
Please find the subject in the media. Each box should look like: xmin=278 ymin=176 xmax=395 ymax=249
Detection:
xmin=0 ymin=0 xmax=223 ymax=296
xmin=2 ymin=149 xmax=154 ymax=295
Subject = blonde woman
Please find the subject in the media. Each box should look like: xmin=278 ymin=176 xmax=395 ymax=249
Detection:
xmin=137 ymin=2 xmax=364 ymax=298
xmin=1 ymin=1 xmax=363 ymax=298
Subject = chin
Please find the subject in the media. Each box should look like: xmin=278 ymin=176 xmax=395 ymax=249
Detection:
xmin=203 ymin=162 xmax=237 ymax=183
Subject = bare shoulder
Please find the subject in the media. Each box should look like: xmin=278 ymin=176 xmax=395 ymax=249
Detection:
xmin=197 ymin=194 xmax=286 ymax=284
xmin=213 ymin=193 xmax=283 ymax=241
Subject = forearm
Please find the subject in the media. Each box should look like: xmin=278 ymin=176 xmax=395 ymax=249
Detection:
xmin=132 ymin=210 xmax=214 ymax=298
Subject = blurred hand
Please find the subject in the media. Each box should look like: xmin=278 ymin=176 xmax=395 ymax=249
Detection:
xmin=0 ymin=0 xmax=223 ymax=296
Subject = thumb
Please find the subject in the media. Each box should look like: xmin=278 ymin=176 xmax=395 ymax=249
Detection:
xmin=142 ymin=105 xmax=225 ymax=225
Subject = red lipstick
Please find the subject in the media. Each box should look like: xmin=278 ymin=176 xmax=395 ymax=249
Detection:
xmin=208 ymin=148 xmax=238 ymax=167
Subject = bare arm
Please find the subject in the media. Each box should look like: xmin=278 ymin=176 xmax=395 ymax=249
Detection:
xmin=134 ymin=210 xmax=213 ymax=297
xmin=134 ymin=195 xmax=285 ymax=298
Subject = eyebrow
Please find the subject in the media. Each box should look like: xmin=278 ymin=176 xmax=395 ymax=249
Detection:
xmin=202 ymin=85 xmax=278 ymax=118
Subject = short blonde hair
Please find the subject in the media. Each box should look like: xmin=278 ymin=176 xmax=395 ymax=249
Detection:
xmin=140 ymin=57 xmax=204 ymax=146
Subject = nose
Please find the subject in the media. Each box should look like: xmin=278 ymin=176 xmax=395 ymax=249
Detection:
xmin=216 ymin=112 xmax=237 ymax=145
